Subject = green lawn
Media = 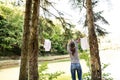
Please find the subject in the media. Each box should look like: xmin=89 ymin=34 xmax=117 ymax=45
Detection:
xmin=54 ymin=74 xmax=71 ymax=80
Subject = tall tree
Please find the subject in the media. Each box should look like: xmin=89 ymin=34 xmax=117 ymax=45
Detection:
xmin=19 ymin=0 xmax=32 ymax=80
xmin=70 ymin=0 xmax=109 ymax=36
xmin=83 ymin=0 xmax=109 ymax=36
xmin=86 ymin=0 xmax=102 ymax=80
xmin=28 ymin=0 xmax=40 ymax=80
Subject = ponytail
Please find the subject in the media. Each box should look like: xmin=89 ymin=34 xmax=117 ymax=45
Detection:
xmin=69 ymin=41 xmax=75 ymax=56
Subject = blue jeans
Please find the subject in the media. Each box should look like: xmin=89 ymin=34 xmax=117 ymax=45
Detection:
xmin=71 ymin=63 xmax=82 ymax=80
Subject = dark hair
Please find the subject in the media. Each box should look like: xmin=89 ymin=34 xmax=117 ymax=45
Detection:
xmin=70 ymin=41 xmax=75 ymax=55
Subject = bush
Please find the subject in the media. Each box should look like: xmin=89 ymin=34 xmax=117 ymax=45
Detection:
xmin=38 ymin=63 xmax=64 ymax=80
xmin=80 ymin=51 xmax=113 ymax=80
xmin=82 ymin=63 xmax=113 ymax=80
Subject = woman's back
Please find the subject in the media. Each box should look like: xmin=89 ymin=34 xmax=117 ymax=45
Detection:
xmin=67 ymin=40 xmax=80 ymax=63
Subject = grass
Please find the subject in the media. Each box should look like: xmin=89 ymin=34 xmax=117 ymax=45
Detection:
xmin=53 ymin=74 xmax=71 ymax=80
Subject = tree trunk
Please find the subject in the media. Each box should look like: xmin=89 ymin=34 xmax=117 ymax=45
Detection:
xmin=19 ymin=0 xmax=32 ymax=80
xmin=28 ymin=0 xmax=40 ymax=80
xmin=86 ymin=0 xmax=102 ymax=80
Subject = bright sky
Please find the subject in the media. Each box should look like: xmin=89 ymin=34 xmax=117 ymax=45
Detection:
xmin=2 ymin=0 xmax=119 ymax=38
xmin=100 ymin=0 xmax=120 ymax=37
xmin=51 ymin=0 xmax=120 ymax=39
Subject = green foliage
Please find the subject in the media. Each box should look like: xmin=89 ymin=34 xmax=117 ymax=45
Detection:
xmin=53 ymin=74 xmax=71 ymax=80
xmin=39 ymin=17 xmax=85 ymax=56
xmin=82 ymin=63 xmax=113 ymax=80
xmin=82 ymin=72 xmax=91 ymax=80
xmin=38 ymin=63 xmax=64 ymax=80
xmin=50 ymin=33 xmax=67 ymax=55
xmin=80 ymin=51 xmax=113 ymax=80
xmin=0 ymin=1 xmax=84 ymax=56
xmin=39 ymin=18 xmax=72 ymax=55
xmin=0 ymin=3 xmax=23 ymax=55
xmin=80 ymin=51 xmax=90 ymax=67
xmin=102 ymin=63 xmax=113 ymax=80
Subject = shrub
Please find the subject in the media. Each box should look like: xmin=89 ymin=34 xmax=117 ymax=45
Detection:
xmin=38 ymin=63 xmax=64 ymax=80
xmin=80 ymin=51 xmax=113 ymax=80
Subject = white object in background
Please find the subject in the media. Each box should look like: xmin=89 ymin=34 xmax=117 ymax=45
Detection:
xmin=44 ymin=39 xmax=51 ymax=51
xmin=80 ymin=37 xmax=89 ymax=50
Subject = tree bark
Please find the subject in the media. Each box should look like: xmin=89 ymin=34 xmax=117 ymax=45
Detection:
xmin=19 ymin=0 xmax=32 ymax=80
xmin=28 ymin=0 xmax=40 ymax=80
xmin=86 ymin=0 xmax=102 ymax=80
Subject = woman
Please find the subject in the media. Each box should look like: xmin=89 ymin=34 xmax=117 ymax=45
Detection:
xmin=67 ymin=39 xmax=82 ymax=80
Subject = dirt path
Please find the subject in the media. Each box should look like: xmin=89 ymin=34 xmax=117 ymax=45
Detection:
xmin=0 ymin=67 xmax=20 ymax=80
xmin=0 ymin=54 xmax=69 ymax=69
